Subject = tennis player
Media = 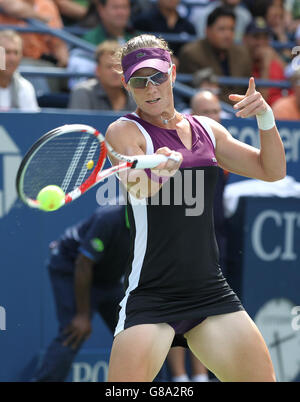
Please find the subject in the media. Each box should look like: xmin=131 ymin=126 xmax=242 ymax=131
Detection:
xmin=105 ymin=34 xmax=286 ymax=382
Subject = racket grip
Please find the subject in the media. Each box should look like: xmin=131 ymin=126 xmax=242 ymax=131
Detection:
xmin=134 ymin=154 xmax=180 ymax=169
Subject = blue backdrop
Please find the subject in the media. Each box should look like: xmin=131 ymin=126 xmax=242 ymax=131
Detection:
xmin=0 ymin=111 xmax=299 ymax=381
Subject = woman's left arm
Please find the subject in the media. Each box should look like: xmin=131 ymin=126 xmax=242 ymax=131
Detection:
xmin=211 ymin=77 xmax=286 ymax=182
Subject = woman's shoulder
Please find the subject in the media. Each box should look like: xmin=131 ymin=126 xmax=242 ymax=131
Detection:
xmin=106 ymin=114 xmax=144 ymax=142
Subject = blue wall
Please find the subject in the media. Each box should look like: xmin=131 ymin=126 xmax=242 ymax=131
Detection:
xmin=0 ymin=111 xmax=299 ymax=381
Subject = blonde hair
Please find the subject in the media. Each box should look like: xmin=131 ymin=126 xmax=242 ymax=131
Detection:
xmin=0 ymin=29 xmax=22 ymax=49
xmin=115 ymin=34 xmax=172 ymax=72
xmin=95 ymin=40 xmax=121 ymax=64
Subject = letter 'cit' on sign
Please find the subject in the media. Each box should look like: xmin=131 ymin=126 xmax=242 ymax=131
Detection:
xmin=251 ymin=210 xmax=300 ymax=261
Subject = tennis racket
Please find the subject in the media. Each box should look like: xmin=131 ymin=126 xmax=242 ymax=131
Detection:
xmin=16 ymin=124 xmax=178 ymax=211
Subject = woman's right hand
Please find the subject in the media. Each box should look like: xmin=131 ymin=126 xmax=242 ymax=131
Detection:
xmin=153 ymin=147 xmax=183 ymax=177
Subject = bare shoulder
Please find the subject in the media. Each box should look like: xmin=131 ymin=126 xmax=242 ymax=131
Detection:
xmin=194 ymin=115 xmax=232 ymax=140
xmin=105 ymin=118 xmax=146 ymax=155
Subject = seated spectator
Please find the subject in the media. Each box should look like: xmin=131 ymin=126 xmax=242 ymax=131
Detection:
xmin=0 ymin=0 xmax=69 ymax=68
xmin=67 ymin=0 xmax=138 ymax=88
xmin=82 ymin=0 xmax=137 ymax=45
xmin=192 ymin=67 xmax=220 ymax=96
xmin=68 ymin=40 xmax=135 ymax=111
xmin=191 ymin=89 xmax=223 ymax=122
xmin=130 ymin=0 xmax=153 ymax=20
xmin=178 ymin=6 xmax=251 ymax=103
xmin=0 ymin=30 xmax=39 ymax=111
xmin=53 ymin=0 xmax=90 ymax=26
xmin=0 ymin=0 xmax=50 ymax=21
xmin=272 ymin=69 xmax=300 ymax=120
xmin=284 ymin=0 xmax=300 ymax=35
xmin=132 ymin=0 xmax=196 ymax=65
xmin=188 ymin=0 xmax=253 ymax=43
xmin=284 ymin=21 xmax=300 ymax=79
xmin=264 ymin=0 xmax=292 ymax=62
xmin=244 ymin=17 xmax=286 ymax=106
xmin=0 ymin=0 xmax=69 ymax=94
xmin=242 ymin=0 xmax=277 ymax=18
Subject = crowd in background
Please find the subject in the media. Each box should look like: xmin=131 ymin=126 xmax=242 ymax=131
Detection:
xmin=0 ymin=0 xmax=299 ymax=120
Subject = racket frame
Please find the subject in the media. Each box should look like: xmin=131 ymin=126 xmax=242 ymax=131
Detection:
xmin=16 ymin=124 xmax=176 ymax=210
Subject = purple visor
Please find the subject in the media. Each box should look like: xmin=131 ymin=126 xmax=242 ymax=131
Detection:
xmin=122 ymin=48 xmax=172 ymax=83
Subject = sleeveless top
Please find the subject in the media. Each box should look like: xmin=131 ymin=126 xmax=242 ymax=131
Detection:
xmin=114 ymin=113 xmax=241 ymax=334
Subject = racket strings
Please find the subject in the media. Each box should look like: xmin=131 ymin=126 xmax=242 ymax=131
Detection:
xmin=61 ymin=135 xmax=89 ymax=192
xmin=22 ymin=132 xmax=102 ymax=199
xmin=75 ymin=140 xmax=98 ymax=188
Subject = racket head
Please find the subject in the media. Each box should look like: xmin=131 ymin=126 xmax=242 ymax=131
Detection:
xmin=16 ymin=124 xmax=107 ymax=210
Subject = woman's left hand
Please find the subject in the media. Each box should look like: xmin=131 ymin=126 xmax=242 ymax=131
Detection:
xmin=229 ymin=77 xmax=269 ymax=118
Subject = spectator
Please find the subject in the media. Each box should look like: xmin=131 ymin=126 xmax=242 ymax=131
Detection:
xmin=244 ymin=17 xmax=286 ymax=106
xmin=68 ymin=40 xmax=135 ymax=110
xmin=82 ymin=0 xmax=136 ymax=45
xmin=0 ymin=0 xmax=69 ymax=68
xmin=53 ymin=0 xmax=90 ymax=26
xmin=264 ymin=0 xmax=292 ymax=62
xmin=0 ymin=30 xmax=39 ymax=111
xmin=0 ymin=0 xmax=50 ymax=20
xmin=189 ymin=0 xmax=253 ymax=43
xmin=67 ymin=0 xmax=138 ymax=88
xmin=284 ymin=0 xmax=300 ymax=35
xmin=178 ymin=6 xmax=251 ymax=103
xmin=0 ymin=0 xmax=69 ymax=94
xmin=132 ymin=0 xmax=196 ymax=64
xmin=130 ymin=0 xmax=153 ymax=20
xmin=192 ymin=67 xmax=220 ymax=96
xmin=272 ymin=69 xmax=300 ymax=120
xmin=284 ymin=20 xmax=300 ymax=79
xmin=32 ymin=204 xmax=130 ymax=381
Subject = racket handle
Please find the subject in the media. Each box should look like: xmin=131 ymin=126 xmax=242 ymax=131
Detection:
xmin=133 ymin=154 xmax=180 ymax=169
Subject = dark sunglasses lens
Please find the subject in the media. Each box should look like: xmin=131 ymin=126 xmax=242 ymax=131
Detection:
xmin=129 ymin=77 xmax=147 ymax=88
xmin=152 ymin=72 xmax=168 ymax=85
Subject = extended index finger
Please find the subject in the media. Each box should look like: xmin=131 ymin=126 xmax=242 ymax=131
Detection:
xmin=246 ymin=77 xmax=256 ymax=96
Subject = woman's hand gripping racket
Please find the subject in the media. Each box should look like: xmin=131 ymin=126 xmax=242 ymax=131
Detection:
xmin=16 ymin=124 xmax=180 ymax=211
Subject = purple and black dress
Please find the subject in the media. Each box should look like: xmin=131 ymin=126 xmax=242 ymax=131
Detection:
xmin=114 ymin=112 xmax=244 ymax=347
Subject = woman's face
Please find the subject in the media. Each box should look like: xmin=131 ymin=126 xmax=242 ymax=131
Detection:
xmin=125 ymin=65 xmax=176 ymax=116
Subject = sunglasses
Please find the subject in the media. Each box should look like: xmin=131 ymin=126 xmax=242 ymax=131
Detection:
xmin=128 ymin=65 xmax=173 ymax=89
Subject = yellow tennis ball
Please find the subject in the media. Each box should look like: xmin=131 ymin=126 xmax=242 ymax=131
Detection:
xmin=86 ymin=160 xmax=94 ymax=170
xmin=37 ymin=185 xmax=65 ymax=211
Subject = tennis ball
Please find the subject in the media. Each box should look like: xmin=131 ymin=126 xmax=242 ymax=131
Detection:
xmin=37 ymin=185 xmax=65 ymax=211
xmin=86 ymin=160 xmax=94 ymax=170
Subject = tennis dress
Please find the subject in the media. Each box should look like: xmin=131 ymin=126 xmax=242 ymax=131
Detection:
xmin=114 ymin=113 xmax=244 ymax=346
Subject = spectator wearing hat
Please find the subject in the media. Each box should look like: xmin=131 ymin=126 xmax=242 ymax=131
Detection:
xmin=244 ymin=16 xmax=286 ymax=106
xmin=272 ymin=69 xmax=300 ymax=120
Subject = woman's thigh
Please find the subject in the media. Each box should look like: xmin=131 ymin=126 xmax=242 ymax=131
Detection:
xmin=108 ymin=323 xmax=175 ymax=382
xmin=184 ymin=310 xmax=276 ymax=382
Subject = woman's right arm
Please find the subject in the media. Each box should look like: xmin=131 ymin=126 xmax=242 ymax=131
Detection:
xmin=105 ymin=120 xmax=182 ymax=199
